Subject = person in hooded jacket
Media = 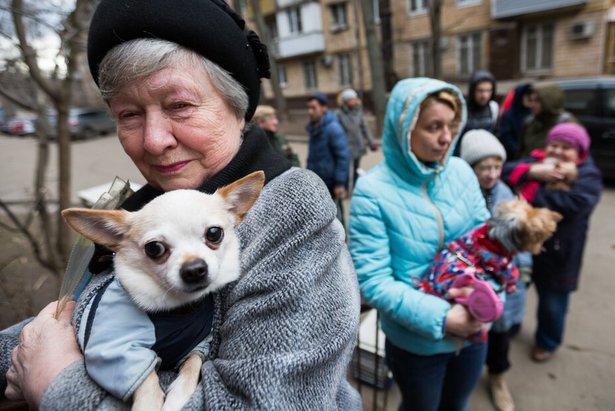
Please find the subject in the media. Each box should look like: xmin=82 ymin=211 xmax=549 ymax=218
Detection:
xmin=517 ymin=82 xmax=576 ymax=159
xmin=497 ymin=83 xmax=533 ymax=161
xmin=455 ymin=70 xmax=499 ymax=156
xmin=349 ymin=78 xmax=490 ymax=411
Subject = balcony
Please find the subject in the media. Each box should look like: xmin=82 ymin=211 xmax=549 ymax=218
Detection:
xmin=272 ymin=31 xmax=325 ymax=59
xmin=492 ymin=0 xmax=586 ymax=19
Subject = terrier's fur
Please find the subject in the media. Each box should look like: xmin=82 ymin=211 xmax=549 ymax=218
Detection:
xmin=489 ymin=198 xmax=562 ymax=255
xmin=418 ymin=198 xmax=562 ymax=323
xmin=62 ymin=171 xmax=265 ymax=411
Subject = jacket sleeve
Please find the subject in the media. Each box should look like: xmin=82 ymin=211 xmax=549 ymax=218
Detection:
xmin=360 ymin=113 xmax=375 ymax=146
xmin=196 ymin=170 xmax=361 ymax=409
xmin=532 ymin=161 xmax=603 ymax=218
xmin=40 ymin=171 xmax=361 ymax=411
xmin=349 ymin=186 xmax=451 ymax=340
xmin=329 ymin=123 xmax=351 ymax=186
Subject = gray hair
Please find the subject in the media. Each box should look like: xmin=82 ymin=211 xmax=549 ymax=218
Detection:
xmin=97 ymin=38 xmax=249 ymax=120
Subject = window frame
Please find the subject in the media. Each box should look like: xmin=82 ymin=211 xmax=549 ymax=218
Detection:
xmin=337 ymin=53 xmax=354 ymax=87
xmin=411 ymin=39 xmax=432 ymax=77
xmin=408 ymin=0 xmax=427 ymax=16
xmin=457 ymin=31 xmax=482 ymax=78
xmin=330 ymin=2 xmax=348 ymax=32
xmin=277 ymin=64 xmax=288 ymax=88
xmin=303 ymin=60 xmax=318 ymax=90
xmin=521 ymin=22 xmax=554 ymax=74
xmin=286 ymin=7 xmax=303 ymax=34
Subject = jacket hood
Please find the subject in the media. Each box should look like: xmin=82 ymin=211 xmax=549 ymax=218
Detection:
xmin=510 ymin=83 xmax=532 ymax=114
xmin=306 ymin=110 xmax=337 ymax=132
xmin=534 ymin=82 xmax=564 ymax=116
xmin=468 ymin=70 xmax=496 ymax=110
xmin=382 ymin=77 xmax=467 ymax=182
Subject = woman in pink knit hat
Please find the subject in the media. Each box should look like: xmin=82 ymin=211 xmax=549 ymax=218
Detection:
xmin=503 ymin=122 xmax=602 ymax=362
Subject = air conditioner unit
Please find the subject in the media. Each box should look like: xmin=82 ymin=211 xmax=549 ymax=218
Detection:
xmin=570 ymin=21 xmax=595 ymax=40
xmin=321 ymin=54 xmax=334 ymax=68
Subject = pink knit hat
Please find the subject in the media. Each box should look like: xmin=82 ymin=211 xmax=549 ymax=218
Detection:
xmin=546 ymin=122 xmax=591 ymax=161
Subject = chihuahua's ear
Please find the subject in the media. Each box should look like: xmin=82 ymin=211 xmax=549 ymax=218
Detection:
xmin=217 ymin=170 xmax=265 ymax=223
xmin=62 ymin=208 xmax=130 ymax=249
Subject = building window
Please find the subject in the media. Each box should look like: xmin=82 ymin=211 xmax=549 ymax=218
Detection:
xmin=277 ymin=64 xmax=287 ymax=88
xmin=523 ymin=23 xmax=554 ymax=72
xmin=303 ymin=60 xmax=318 ymax=90
xmin=458 ymin=32 xmax=482 ymax=78
xmin=408 ymin=0 xmax=427 ymax=15
xmin=330 ymin=3 xmax=348 ymax=32
xmin=287 ymin=7 xmax=302 ymax=34
xmin=456 ymin=0 xmax=481 ymax=7
xmin=412 ymin=40 xmax=432 ymax=77
xmin=373 ymin=0 xmax=380 ymax=23
xmin=338 ymin=53 xmax=353 ymax=87
xmin=265 ymin=16 xmax=278 ymax=40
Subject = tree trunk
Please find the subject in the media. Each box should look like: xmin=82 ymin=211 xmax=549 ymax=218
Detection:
xmin=379 ymin=0 xmax=397 ymax=90
xmin=359 ymin=0 xmax=386 ymax=134
xmin=248 ymin=0 xmax=288 ymax=121
xmin=429 ymin=0 xmax=443 ymax=79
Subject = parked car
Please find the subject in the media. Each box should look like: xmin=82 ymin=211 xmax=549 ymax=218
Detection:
xmin=47 ymin=108 xmax=116 ymax=140
xmin=6 ymin=117 xmax=37 ymax=136
xmin=555 ymin=77 xmax=615 ymax=180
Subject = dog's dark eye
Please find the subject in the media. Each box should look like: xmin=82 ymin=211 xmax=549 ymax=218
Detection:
xmin=144 ymin=241 xmax=167 ymax=259
xmin=205 ymin=227 xmax=224 ymax=244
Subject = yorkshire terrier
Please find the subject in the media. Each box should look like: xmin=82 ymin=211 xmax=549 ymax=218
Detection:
xmin=415 ymin=198 xmax=561 ymax=340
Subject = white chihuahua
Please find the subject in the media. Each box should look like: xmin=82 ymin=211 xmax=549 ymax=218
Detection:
xmin=62 ymin=171 xmax=265 ymax=411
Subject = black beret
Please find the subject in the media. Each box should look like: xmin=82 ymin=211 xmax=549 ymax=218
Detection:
xmin=87 ymin=0 xmax=270 ymax=120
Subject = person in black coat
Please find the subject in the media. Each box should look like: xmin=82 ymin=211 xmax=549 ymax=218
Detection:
xmin=503 ymin=122 xmax=602 ymax=362
xmin=497 ymin=83 xmax=533 ymax=161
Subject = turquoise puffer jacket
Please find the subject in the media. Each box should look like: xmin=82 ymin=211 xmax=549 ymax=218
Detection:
xmin=349 ymin=78 xmax=489 ymax=355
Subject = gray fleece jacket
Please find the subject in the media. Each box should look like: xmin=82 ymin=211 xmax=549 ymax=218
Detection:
xmin=0 ymin=168 xmax=362 ymax=410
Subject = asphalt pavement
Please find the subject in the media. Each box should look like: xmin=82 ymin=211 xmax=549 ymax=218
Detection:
xmin=1 ymin=133 xmax=614 ymax=410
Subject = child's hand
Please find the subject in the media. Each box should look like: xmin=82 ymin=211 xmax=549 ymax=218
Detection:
xmin=556 ymin=161 xmax=578 ymax=180
xmin=529 ymin=162 xmax=564 ymax=183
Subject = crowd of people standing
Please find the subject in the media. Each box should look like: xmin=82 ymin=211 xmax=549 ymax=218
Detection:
xmin=0 ymin=3 xmax=603 ymax=406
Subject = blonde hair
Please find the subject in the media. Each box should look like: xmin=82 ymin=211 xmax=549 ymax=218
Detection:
xmin=420 ymin=90 xmax=461 ymax=120
xmin=252 ymin=105 xmax=276 ymax=124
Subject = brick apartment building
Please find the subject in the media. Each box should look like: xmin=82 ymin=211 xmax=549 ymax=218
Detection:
xmin=243 ymin=0 xmax=615 ymax=108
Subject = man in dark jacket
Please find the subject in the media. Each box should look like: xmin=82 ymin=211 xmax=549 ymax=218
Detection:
xmin=306 ymin=92 xmax=350 ymax=199
xmin=456 ymin=70 xmax=500 ymax=155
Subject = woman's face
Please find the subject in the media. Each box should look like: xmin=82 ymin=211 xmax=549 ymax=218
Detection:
xmin=545 ymin=140 xmax=580 ymax=163
xmin=473 ymin=156 xmax=503 ymax=190
xmin=259 ymin=114 xmax=279 ymax=133
xmin=410 ymin=102 xmax=457 ymax=163
xmin=109 ymin=65 xmax=244 ymax=191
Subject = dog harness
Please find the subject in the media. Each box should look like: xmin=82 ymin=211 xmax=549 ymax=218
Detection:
xmin=77 ymin=275 xmax=214 ymax=401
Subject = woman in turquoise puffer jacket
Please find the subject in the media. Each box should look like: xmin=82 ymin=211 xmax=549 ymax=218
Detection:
xmin=349 ymin=78 xmax=490 ymax=411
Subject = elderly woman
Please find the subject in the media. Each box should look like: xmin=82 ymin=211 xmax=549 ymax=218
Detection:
xmin=0 ymin=0 xmax=361 ymax=409
xmin=349 ymin=78 xmax=490 ymax=410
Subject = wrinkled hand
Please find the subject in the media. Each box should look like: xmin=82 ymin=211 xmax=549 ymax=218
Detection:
xmin=528 ymin=162 xmax=564 ymax=183
xmin=5 ymin=301 xmax=83 ymax=409
xmin=444 ymin=287 xmax=484 ymax=338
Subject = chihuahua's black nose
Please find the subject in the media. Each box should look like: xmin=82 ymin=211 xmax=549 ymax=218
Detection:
xmin=180 ymin=259 xmax=208 ymax=284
